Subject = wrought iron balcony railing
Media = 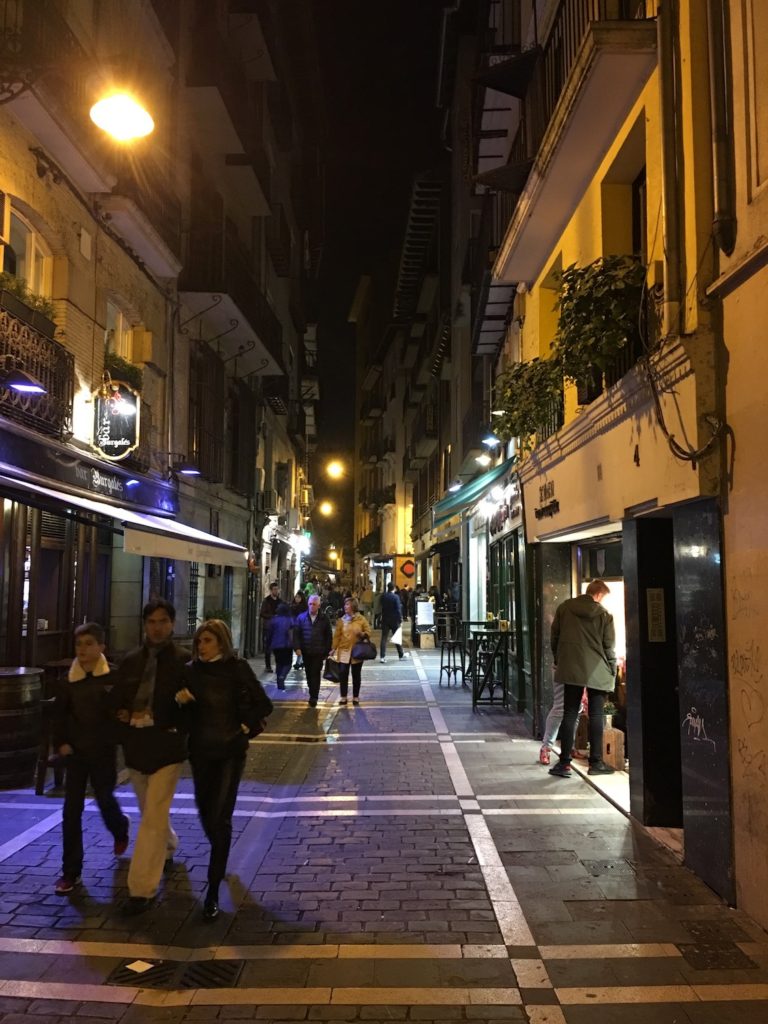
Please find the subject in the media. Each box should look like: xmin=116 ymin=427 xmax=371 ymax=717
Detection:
xmin=0 ymin=308 xmax=73 ymax=437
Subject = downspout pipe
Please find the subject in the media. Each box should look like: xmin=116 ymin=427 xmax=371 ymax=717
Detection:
xmin=657 ymin=0 xmax=684 ymax=336
xmin=706 ymin=0 xmax=737 ymax=256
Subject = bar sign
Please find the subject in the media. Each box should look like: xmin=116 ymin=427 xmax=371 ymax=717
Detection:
xmin=646 ymin=588 xmax=666 ymax=643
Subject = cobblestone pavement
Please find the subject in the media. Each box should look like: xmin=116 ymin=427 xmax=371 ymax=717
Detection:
xmin=0 ymin=646 xmax=767 ymax=1023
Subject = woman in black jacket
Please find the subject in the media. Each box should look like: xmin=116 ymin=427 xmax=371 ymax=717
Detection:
xmin=176 ymin=619 xmax=273 ymax=920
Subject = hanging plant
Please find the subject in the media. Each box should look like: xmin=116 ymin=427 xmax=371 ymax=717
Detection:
xmin=552 ymin=255 xmax=647 ymax=384
xmin=0 ymin=271 xmax=56 ymax=320
xmin=104 ymin=350 xmax=143 ymax=392
xmin=493 ymin=357 xmax=564 ymax=451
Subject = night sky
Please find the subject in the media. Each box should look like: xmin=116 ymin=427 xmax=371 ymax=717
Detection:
xmin=310 ymin=0 xmax=445 ymax=554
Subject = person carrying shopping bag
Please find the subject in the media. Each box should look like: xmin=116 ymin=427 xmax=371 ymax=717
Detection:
xmin=330 ymin=597 xmax=373 ymax=706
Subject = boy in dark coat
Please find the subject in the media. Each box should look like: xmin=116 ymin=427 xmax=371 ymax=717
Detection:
xmin=54 ymin=622 xmax=129 ymax=894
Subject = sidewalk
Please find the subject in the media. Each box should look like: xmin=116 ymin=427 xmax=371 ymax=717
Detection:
xmin=0 ymin=646 xmax=765 ymax=1023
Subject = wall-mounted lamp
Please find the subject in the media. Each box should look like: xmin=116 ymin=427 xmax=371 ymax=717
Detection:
xmin=482 ymin=433 xmax=501 ymax=448
xmin=165 ymin=453 xmax=201 ymax=477
xmin=447 ymin=480 xmax=462 ymax=493
xmin=475 ymin=453 xmax=492 ymax=467
xmin=0 ymin=355 xmax=47 ymax=395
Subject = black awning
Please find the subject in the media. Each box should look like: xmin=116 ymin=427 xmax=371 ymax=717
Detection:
xmin=475 ymin=47 xmax=542 ymax=99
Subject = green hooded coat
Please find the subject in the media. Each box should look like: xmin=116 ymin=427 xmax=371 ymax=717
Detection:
xmin=551 ymin=594 xmax=616 ymax=691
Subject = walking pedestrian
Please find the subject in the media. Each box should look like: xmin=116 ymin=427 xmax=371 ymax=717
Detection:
xmin=53 ymin=622 xmax=129 ymax=895
xmin=330 ymin=597 xmax=372 ymax=706
xmin=176 ymin=619 xmax=273 ymax=920
xmin=266 ymin=602 xmax=294 ymax=690
xmin=259 ymin=581 xmax=281 ymax=674
xmin=290 ymin=590 xmax=308 ymax=669
xmin=548 ymin=580 xmax=617 ymax=778
xmin=111 ymin=599 xmax=189 ymax=915
xmin=539 ymin=682 xmax=586 ymax=765
xmin=379 ymin=581 xmax=409 ymax=663
xmin=293 ymin=593 xmax=333 ymax=707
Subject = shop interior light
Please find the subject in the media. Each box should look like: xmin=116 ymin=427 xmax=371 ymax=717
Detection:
xmin=475 ymin=453 xmax=492 ymax=467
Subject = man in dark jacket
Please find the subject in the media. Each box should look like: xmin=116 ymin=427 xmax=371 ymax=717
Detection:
xmin=549 ymin=580 xmax=617 ymax=779
xmin=293 ymin=593 xmax=333 ymax=707
xmin=259 ymin=581 xmax=281 ymax=673
xmin=110 ymin=599 xmax=189 ymax=914
xmin=380 ymin=581 xmax=408 ymax=663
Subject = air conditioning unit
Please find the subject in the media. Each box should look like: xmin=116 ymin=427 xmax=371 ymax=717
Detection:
xmin=255 ymin=489 xmax=278 ymax=514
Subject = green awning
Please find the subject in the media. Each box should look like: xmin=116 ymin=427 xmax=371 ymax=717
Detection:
xmin=432 ymin=456 xmax=517 ymax=526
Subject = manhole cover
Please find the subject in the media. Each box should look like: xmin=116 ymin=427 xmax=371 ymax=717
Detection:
xmin=107 ymin=961 xmax=179 ymax=988
xmin=677 ymin=942 xmax=757 ymax=970
xmin=178 ymin=959 xmax=245 ymax=989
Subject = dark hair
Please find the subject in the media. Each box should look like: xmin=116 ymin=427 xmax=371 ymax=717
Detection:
xmin=142 ymin=598 xmax=176 ymax=622
xmin=75 ymin=621 xmax=105 ymax=644
xmin=387 ymin=582 xmax=395 ymax=591
xmin=274 ymin=601 xmax=292 ymax=616
xmin=269 ymin=580 xmax=280 ymax=589
xmin=193 ymin=618 xmax=235 ymax=660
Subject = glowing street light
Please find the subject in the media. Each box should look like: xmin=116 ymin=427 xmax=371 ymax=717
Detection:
xmin=318 ymin=500 xmax=334 ymax=517
xmin=326 ymin=460 xmax=345 ymax=480
xmin=90 ymin=92 xmax=155 ymax=141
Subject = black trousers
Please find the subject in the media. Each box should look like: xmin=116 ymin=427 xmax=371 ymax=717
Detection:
xmin=558 ymin=685 xmax=607 ymax=766
xmin=262 ymin=626 xmax=272 ymax=668
xmin=303 ymin=654 xmax=324 ymax=701
xmin=62 ymin=750 xmax=127 ymax=878
xmin=338 ymin=661 xmax=363 ymax=698
xmin=273 ymin=647 xmax=293 ymax=686
xmin=191 ymin=751 xmax=246 ymax=890
xmin=379 ymin=626 xmax=404 ymax=660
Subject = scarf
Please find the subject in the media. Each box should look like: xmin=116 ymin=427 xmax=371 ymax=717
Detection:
xmin=131 ymin=640 xmax=170 ymax=727
xmin=68 ymin=653 xmax=110 ymax=682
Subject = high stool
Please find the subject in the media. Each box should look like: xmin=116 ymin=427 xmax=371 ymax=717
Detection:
xmin=438 ymin=639 xmax=464 ymax=686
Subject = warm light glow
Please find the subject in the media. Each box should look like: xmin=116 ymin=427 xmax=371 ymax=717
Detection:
xmin=90 ymin=92 xmax=154 ymax=141
xmin=318 ymin=500 xmax=334 ymax=516
xmin=326 ymin=460 xmax=345 ymax=480
xmin=475 ymin=453 xmax=492 ymax=467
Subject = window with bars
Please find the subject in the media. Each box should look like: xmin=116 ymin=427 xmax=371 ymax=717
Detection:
xmin=228 ymin=380 xmax=257 ymax=495
xmin=188 ymin=343 xmax=225 ymax=481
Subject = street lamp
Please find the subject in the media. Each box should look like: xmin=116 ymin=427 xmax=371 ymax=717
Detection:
xmin=318 ymin=500 xmax=334 ymax=517
xmin=326 ymin=459 xmax=345 ymax=480
xmin=89 ymin=91 xmax=155 ymax=142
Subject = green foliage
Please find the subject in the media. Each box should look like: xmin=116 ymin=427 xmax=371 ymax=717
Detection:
xmin=603 ymin=700 xmax=618 ymax=716
xmin=203 ymin=608 xmax=232 ymax=626
xmin=552 ymin=255 xmax=646 ymax=383
xmin=104 ymin=350 xmax=143 ymax=392
xmin=493 ymin=357 xmax=563 ymax=451
xmin=0 ymin=271 xmax=56 ymax=320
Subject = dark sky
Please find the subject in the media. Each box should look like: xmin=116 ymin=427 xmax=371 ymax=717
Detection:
xmin=309 ymin=1 xmax=446 ymax=552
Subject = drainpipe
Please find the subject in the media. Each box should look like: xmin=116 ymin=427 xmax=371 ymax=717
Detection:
xmin=657 ymin=0 xmax=684 ymax=335
xmin=706 ymin=0 xmax=736 ymax=256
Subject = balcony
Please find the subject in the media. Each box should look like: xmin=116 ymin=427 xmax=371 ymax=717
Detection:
xmin=185 ymin=11 xmax=270 ymax=215
xmin=288 ymin=400 xmax=305 ymax=446
xmin=373 ymin=483 xmax=397 ymax=507
xmin=469 ymin=192 xmax=518 ymax=357
xmin=375 ymin=437 xmax=396 ymax=466
xmin=180 ymin=219 xmax=283 ymax=376
xmin=0 ymin=307 xmax=73 ymax=437
xmin=403 ymin=444 xmax=425 ymax=482
xmin=301 ymin=342 xmax=319 ymax=402
xmin=461 ymin=400 xmax=485 ymax=465
xmin=263 ymin=375 xmax=288 ymax=415
xmin=494 ymin=0 xmax=657 ymax=285
xmin=412 ymin=403 xmax=438 ymax=458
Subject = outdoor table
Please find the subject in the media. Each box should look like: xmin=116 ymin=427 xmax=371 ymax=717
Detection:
xmin=470 ymin=628 xmax=511 ymax=710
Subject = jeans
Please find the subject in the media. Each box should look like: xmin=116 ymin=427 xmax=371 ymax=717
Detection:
xmin=127 ymin=763 xmax=181 ymax=898
xmin=379 ymin=627 xmax=404 ymax=660
xmin=61 ymin=750 xmax=127 ymax=878
xmin=273 ymin=647 xmax=292 ymax=687
xmin=191 ymin=752 xmax=246 ymax=892
xmin=558 ymin=685 xmax=607 ymax=766
xmin=338 ymin=661 xmax=362 ymax=698
xmin=303 ymin=654 xmax=324 ymax=701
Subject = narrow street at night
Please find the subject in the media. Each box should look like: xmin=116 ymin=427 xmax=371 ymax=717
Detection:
xmin=0 ymin=647 xmax=766 ymax=1023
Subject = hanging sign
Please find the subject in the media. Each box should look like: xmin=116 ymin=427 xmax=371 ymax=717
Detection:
xmin=92 ymin=380 xmax=140 ymax=461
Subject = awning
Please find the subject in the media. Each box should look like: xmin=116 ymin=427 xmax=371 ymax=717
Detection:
xmin=0 ymin=475 xmax=248 ymax=568
xmin=432 ymin=455 xmax=517 ymax=526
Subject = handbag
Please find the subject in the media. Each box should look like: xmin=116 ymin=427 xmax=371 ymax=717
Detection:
xmin=323 ymin=657 xmax=342 ymax=682
xmin=351 ymin=638 xmax=377 ymax=661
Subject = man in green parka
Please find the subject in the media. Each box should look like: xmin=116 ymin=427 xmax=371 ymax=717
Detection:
xmin=548 ymin=579 xmax=617 ymax=778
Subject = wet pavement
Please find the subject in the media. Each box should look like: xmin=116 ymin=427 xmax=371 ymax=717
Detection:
xmin=0 ymin=645 xmax=766 ymax=1022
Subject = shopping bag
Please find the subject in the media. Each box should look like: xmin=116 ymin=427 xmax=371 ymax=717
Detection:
xmin=351 ymin=639 xmax=377 ymax=661
xmin=323 ymin=658 xmax=342 ymax=682
xmin=391 ymin=626 xmax=403 ymax=645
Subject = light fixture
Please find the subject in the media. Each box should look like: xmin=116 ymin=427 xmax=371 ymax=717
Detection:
xmin=125 ymin=478 xmax=140 ymax=488
xmin=89 ymin=92 xmax=154 ymax=141
xmin=166 ymin=453 xmax=201 ymax=477
xmin=318 ymin=500 xmax=334 ymax=516
xmin=0 ymin=356 xmax=47 ymax=395
xmin=326 ymin=459 xmax=345 ymax=480
xmin=448 ymin=480 xmax=462 ymax=493
xmin=482 ymin=433 xmax=501 ymax=447
xmin=491 ymin=409 xmax=504 ymax=417
xmin=475 ymin=453 xmax=492 ymax=467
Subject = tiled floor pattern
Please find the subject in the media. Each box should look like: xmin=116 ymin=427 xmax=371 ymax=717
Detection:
xmin=0 ymin=651 xmax=765 ymax=1022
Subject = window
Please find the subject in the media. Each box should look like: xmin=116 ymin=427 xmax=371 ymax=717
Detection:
xmin=2 ymin=209 xmax=52 ymax=296
xmin=105 ymin=300 xmax=133 ymax=359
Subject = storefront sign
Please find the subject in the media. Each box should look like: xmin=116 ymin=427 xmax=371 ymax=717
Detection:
xmin=394 ymin=554 xmax=416 ymax=585
xmin=647 ymin=588 xmax=666 ymax=642
xmin=92 ymin=380 xmax=140 ymax=461
xmin=535 ymin=480 xmax=560 ymax=520
xmin=73 ymin=464 xmax=126 ymax=498
xmin=489 ymin=501 xmax=522 ymax=536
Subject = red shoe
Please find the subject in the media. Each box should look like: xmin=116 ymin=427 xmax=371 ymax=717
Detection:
xmin=539 ymin=746 xmax=551 ymax=765
xmin=55 ymin=875 xmax=80 ymax=894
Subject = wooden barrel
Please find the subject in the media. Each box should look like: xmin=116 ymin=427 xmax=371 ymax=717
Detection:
xmin=0 ymin=667 xmax=43 ymax=789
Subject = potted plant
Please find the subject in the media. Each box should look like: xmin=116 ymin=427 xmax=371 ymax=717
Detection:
xmin=104 ymin=350 xmax=143 ymax=392
xmin=0 ymin=272 xmax=57 ymax=338
xmin=552 ymin=255 xmax=647 ymax=395
xmin=603 ymin=699 xmax=618 ymax=727
xmin=492 ymin=356 xmax=564 ymax=451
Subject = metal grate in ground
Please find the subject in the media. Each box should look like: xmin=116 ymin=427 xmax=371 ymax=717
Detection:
xmin=106 ymin=958 xmax=245 ymax=989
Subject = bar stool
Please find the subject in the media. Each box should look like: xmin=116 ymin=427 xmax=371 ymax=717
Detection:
xmin=438 ymin=638 xmax=464 ymax=686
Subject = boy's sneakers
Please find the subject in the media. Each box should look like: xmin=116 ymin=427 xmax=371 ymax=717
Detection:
xmin=548 ymin=763 xmax=572 ymax=778
xmin=114 ymin=817 xmax=130 ymax=856
xmin=55 ymin=875 xmax=80 ymax=894
xmin=539 ymin=746 xmax=551 ymax=766
xmin=588 ymin=761 xmax=615 ymax=775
